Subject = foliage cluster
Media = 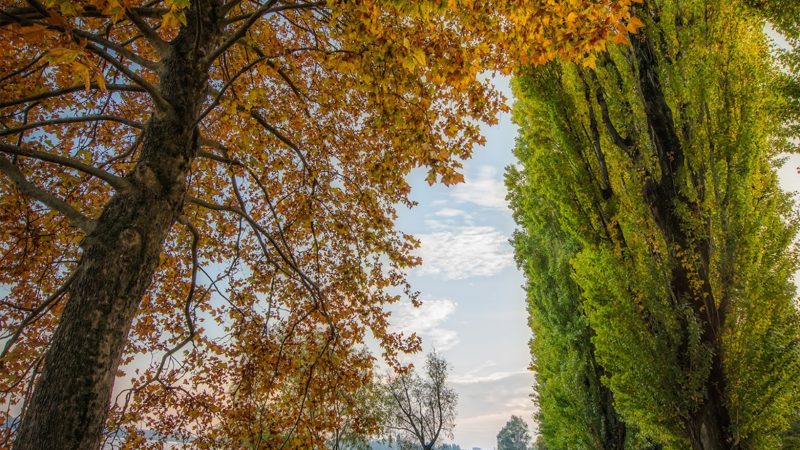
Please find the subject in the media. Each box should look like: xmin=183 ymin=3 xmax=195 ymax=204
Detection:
xmin=508 ymin=0 xmax=800 ymax=448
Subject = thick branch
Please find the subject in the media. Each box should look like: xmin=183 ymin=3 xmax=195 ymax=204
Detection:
xmin=0 ymin=5 xmax=166 ymax=26
xmin=0 ymin=114 xmax=143 ymax=137
xmin=73 ymin=29 xmax=160 ymax=71
xmin=124 ymin=8 xmax=169 ymax=55
xmin=0 ymin=84 xmax=145 ymax=109
xmin=0 ymin=143 xmax=130 ymax=190
xmin=0 ymin=155 xmax=95 ymax=232
xmin=83 ymin=42 xmax=169 ymax=111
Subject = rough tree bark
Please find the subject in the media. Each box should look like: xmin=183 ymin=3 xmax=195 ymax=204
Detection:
xmin=12 ymin=2 xmax=223 ymax=449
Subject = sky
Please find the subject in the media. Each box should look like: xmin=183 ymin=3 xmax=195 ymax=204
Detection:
xmin=389 ymin=75 xmax=535 ymax=450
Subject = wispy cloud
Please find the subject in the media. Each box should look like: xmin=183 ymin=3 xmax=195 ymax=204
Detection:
xmin=452 ymin=165 xmax=508 ymax=210
xmin=415 ymin=226 xmax=514 ymax=280
xmin=391 ymin=297 xmax=460 ymax=351
xmin=434 ymin=207 xmax=470 ymax=218
xmin=451 ymin=369 xmax=530 ymax=385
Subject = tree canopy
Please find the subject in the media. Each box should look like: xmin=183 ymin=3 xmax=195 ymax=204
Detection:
xmin=379 ymin=352 xmax=457 ymax=450
xmin=508 ymin=0 xmax=800 ymax=448
xmin=497 ymin=415 xmax=533 ymax=450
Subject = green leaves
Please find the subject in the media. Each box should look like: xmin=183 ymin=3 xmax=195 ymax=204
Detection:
xmin=509 ymin=0 xmax=800 ymax=448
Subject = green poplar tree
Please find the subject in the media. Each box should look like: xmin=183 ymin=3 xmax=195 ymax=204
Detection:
xmin=508 ymin=0 xmax=800 ymax=448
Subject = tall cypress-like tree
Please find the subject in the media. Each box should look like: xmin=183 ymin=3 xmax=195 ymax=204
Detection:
xmin=508 ymin=0 xmax=800 ymax=448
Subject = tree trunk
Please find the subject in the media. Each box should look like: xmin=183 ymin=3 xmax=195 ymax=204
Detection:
xmin=599 ymin=382 xmax=627 ymax=450
xmin=586 ymin=330 xmax=627 ymax=450
xmin=12 ymin=3 xmax=222 ymax=449
xmin=631 ymin=21 xmax=733 ymax=450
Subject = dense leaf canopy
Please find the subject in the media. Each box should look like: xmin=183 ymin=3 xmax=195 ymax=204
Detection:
xmin=508 ymin=0 xmax=800 ymax=448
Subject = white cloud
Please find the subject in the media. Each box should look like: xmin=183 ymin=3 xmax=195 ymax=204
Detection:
xmin=415 ymin=226 xmax=514 ymax=280
xmin=435 ymin=207 xmax=469 ymax=218
xmin=452 ymin=165 xmax=509 ymax=210
xmin=451 ymin=369 xmax=530 ymax=385
xmin=391 ymin=297 xmax=460 ymax=351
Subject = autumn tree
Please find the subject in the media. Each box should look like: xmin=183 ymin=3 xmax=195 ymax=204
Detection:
xmin=509 ymin=0 xmax=800 ymax=448
xmin=497 ymin=415 xmax=533 ymax=450
xmin=379 ymin=352 xmax=457 ymax=450
xmin=0 ymin=0 xmax=647 ymax=448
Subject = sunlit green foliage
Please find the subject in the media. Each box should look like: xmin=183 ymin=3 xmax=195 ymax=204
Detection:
xmin=508 ymin=0 xmax=800 ymax=448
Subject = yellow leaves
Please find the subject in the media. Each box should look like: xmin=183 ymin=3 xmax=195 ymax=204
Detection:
xmin=94 ymin=72 xmax=107 ymax=91
xmin=102 ymin=0 xmax=126 ymax=23
xmin=0 ymin=0 xmax=649 ymax=446
xmin=626 ymin=16 xmax=646 ymax=34
xmin=162 ymin=0 xmax=190 ymax=29
xmin=43 ymin=48 xmax=102 ymax=90
xmin=582 ymin=54 xmax=597 ymax=69
xmin=403 ymin=48 xmax=427 ymax=72
xmin=161 ymin=10 xmax=187 ymax=29
xmin=71 ymin=62 xmax=92 ymax=90
xmin=43 ymin=47 xmax=82 ymax=65
xmin=441 ymin=170 xmax=465 ymax=186
xmin=566 ymin=12 xmax=579 ymax=25
xmin=51 ymin=0 xmax=78 ymax=17
xmin=612 ymin=31 xmax=630 ymax=45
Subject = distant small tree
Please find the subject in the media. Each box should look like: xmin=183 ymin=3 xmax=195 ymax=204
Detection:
xmin=380 ymin=352 xmax=457 ymax=450
xmin=497 ymin=416 xmax=532 ymax=450
xmin=438 ymin=444 xmax=462 ymax=450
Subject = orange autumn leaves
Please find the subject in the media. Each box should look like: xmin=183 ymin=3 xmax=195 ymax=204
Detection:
xmin=1 ymin=0 xmax=642 ymax=447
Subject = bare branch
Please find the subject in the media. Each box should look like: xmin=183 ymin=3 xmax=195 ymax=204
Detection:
xmin=124 ymin=8 xmax=169 ymax=55
xmin=0 ymin=155 xmax=95 ymax=232
xmin=249 ymin=109 xmax=311 ymax=175
xmin=0 ymin=114 xmax=143 ymax=137
xmin=205 ymin=0 xmax=279 ymax=64
xmin=83 ymin=42 xmax=170 ymax=111
xmin=0 ymin=53 xmax=45 ymax=84
xmin=219 ymin=0 xmax=245 ymax=17
xmin=207 ymin=1 xmax=327 ymax=65
xmin=0 ymin=143 xmax=130 ymax=191
xmin=72 ymin=29 xmax=160 ymax=71
xmin=197 ymin=150 xmax=242 ymax=166
xmin=151 ymin=216 xmax=201 ymax=382
xmin=0 ymin=269 xmax=77 ymax=361
xmin=0 ymin=84 xmax=145 ymax=109
xmin=196 ymin=55 xmax=269 ymax=125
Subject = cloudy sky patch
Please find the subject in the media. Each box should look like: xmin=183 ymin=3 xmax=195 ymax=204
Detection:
xmin=415 ymin=226 xmax=514 ymax=280
xmin=390 ymin=296 xmax=460 ymax=352
xmin=394 ymin=76 xmax=533 ymax=449
xmin=452 ymin=165 xmax=510 ymax=210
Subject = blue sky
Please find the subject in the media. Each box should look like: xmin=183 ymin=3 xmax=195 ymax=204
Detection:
xmin=390 ymin=75 xmax=535 ymax=449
